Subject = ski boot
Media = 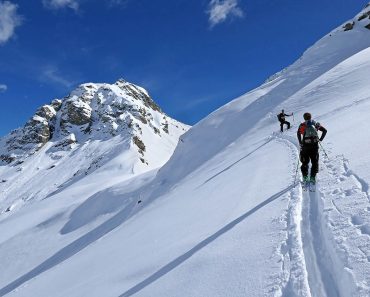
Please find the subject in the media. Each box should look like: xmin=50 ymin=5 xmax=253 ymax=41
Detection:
xmin=309 ymin=176 xmax=316 ymax=192
xmin=302 ymin=176 xmax=310 ymax=191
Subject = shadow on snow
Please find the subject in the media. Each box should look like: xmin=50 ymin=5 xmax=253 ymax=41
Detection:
xmin=118 ymin=183 xmax=296 ymax=297
xmin=0 ymin=198 xmax=138 ymax=297
xmin=200 ymin=138 xmax=273 ymax=187
xmin=0 ymin=183 xmax=297 ymax=296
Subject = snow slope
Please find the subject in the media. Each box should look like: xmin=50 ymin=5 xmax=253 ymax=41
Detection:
xmin=1 ymin=4 xmax=370 ymax=297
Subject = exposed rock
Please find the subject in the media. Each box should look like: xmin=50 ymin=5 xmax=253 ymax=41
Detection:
xmin=54 ymin=134 xmax=77 ymax=149
xmin=343 ymin=22 xmax=355 ymax=31
xmin=142 ymin=93 xmax=161 ymax=112
xmin=36 ymin=105 xmax=56 ymax=121
xmin=162 ymin=121 xmax=169 ymax=134
xmin=358 ymin=14 xmax=366 ymax=21
xmin=366 ymin=23 xmax=370 ymax=30
xmin=14 ymin=160 xmax=24 ymax=166
xmin=65 ymin=100 xmax=92 ymax=126
xmin=24 ymin=116 xmax=51 ymax=145
xmin=358 ymin=11 xmax=370 ymax=21
xmin=115 ymin=79 xmax=161 ymax=112
xmin=0 ymin=154 xmax=15 ymax=164
xmin=133 ymin=136 xmax=146 ymax=154
xmin=153 ymin=127 xmax=160 ymax=135
xmin=101 ymin=114 xmax=113 ymax=123
xmin=51 ymin=99 xmax=62 ymax=111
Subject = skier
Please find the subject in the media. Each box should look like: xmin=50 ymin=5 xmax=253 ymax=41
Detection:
xmin=297 ymin=112 xmax=327 ymax=188
xmin=277 ymin=109 xmax=293 ymax=132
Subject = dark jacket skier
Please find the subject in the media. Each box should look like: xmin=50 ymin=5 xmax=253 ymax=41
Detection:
xmin=297 ymin=112 xmax=327 ymax=183
xmin=277 ymin=109 xmax=293 ymax=132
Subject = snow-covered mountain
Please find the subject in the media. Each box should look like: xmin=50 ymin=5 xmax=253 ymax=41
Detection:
xmin=1 ymin=3 xmax=370 ymax=297
xmin=0 ymin=79 xmax=188 ymax=212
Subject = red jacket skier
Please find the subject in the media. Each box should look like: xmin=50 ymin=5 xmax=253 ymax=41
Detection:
xmin=297 ymin=112 xmax=327 ymax=184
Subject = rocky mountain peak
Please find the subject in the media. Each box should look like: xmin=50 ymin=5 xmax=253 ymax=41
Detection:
xmin=0 ymin=79 xmax=187 ymax=165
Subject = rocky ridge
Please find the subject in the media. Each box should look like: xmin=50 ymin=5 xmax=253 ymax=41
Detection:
xmin=342 ymin=3 xmax=370 ymax=31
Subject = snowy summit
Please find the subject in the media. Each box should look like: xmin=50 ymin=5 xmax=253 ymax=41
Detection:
xmin=1 ymin=3 xmax=370 ymax=297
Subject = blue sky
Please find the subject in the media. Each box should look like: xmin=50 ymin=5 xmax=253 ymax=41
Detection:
xmin=0 ymin=0 xmax=368 ymax=136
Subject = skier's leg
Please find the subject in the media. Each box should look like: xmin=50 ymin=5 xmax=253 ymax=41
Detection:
xmin=310 ymin=149 xmax=319 ymax=178
xmin=300 ymin=150 xmax=309 ymax=177
xmin=280 ymin=122 xmax=284 ymax=132
xmin=286 ymin=121 xmax=291 ymax=129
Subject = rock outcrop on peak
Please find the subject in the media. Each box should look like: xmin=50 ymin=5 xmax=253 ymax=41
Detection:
xmin=358 ymin=10 xmax=370 ymax=21
xmin=343 ymin=22 xmax=355 ymax=31
xmin=0 ymin=79 xmax=188 ymax=165
xmin=343 ymin=4 xmax=370 ymax=31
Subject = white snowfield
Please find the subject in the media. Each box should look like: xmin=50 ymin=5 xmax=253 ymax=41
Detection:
xmin=1 ymin=5 xmax=370 ymax=297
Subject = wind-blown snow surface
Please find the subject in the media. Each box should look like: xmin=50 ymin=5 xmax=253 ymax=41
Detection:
xmin=1 ymin=6 xmax=370 ymax=297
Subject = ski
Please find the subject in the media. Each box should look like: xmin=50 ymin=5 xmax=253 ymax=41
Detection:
xmin=309 ymin=182 xmax=316 ymax=192
xmin=301 ymin=180 xmax=309 ymax=191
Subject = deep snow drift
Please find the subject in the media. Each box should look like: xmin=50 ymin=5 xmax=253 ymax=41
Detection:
xmin=1 ymin=4 xmax=370 ymax=297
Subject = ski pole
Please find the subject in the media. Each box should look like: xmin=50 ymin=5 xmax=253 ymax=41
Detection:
xmin=319 ymin=141 xmax=329 ymax=159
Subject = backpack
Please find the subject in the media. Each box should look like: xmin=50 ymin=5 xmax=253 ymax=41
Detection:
xmin=300 ymin=121 xmax=319 ymax=144
xmin=277 ymin=113 xmax=283 ymax=121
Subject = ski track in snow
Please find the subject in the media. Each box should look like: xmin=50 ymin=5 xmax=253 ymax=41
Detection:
xmin=271 ymin=131 xmax=370 ymax=297
xmin=318 ymin=154 xmax=370 ymax=296
xmin=301 ymin=189 xmax=340 ymax=297
xmin=270 ymin=136 xmax=311 ymax=297
xmin=272 ymin=126 xmax=370 ymax=297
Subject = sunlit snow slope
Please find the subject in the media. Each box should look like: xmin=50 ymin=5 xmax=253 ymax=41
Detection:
xmin=1 ymin=4 xmax=370 ymax=297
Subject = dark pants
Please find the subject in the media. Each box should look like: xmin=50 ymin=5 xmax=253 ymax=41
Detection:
xmin=300 ymin=146 xmax=319 ymax=178
xmin=280 ymin=120 xmax=290 ymax=132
